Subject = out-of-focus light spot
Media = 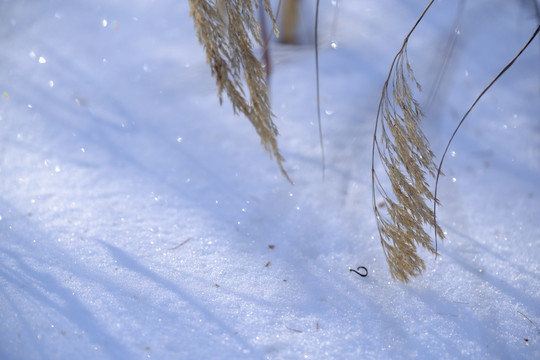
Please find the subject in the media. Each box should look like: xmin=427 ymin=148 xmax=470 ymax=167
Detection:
xmin=38 ymin=56 xmax=47 ymax=64
xmin=74 ymin=97 xmax=87 ymax=107
xmin=2 ymin=91 xmax=9 ymax=99
xmin=29 ymin=51 xmax=36 ymax=59
xmin=49 ymin=80 xmax=54 ymax=87
xmin=102 ymin=19 xmax=108 ymax=27
xmin=330 ymin=41 xmax=338 ymax=49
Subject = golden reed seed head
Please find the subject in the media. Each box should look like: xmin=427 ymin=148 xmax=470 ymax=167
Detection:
xmin=189 ymin=0 xmax=290 ymax=182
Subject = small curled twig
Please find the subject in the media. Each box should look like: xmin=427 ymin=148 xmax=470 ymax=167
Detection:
xmin=350 ymin=266 xmax=368 ymax=277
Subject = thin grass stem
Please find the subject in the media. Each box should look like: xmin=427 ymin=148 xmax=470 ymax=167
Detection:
xmin=315 ymin=0 xmax=326 ymax=180
xmin=433 ymin=24 xmax=540 ymax=251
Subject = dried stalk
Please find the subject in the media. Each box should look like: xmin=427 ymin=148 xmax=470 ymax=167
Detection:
xmin=189 ymin=0 xmax=291 ymax=183
xmin=372 ymin=0 xmax=443 ymax=282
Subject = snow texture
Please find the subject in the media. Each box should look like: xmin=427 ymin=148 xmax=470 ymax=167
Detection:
xmin=1 ymin=1 xmax=539 ymax=359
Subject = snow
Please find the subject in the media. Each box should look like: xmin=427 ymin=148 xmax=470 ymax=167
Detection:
xmin=1 ymin=0 xmax=539 ymax=359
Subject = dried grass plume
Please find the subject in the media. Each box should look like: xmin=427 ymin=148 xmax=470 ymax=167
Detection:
xmin=189 ymin=0 xmax=291 ymax=182
xmin=371 ymin=0 xmax=444 ymax=282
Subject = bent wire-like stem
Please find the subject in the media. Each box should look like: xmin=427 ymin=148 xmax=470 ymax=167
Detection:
xmin=434 ymin=24 xmax=540 ymax=249
xmin=371 ymin=0 xmax=444 ymax=282
xmin=189 ymin=0 xmax=292 ymax=183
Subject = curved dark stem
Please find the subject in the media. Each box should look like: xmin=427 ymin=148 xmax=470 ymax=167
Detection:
xmin=315 ymin=0 xmax=325 ymax=180
xmin=433 ymin=24 xmax=540 ymax=253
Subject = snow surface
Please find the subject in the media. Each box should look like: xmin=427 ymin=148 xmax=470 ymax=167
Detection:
xmin=1 ymin=1 xmax=539 ymax=359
